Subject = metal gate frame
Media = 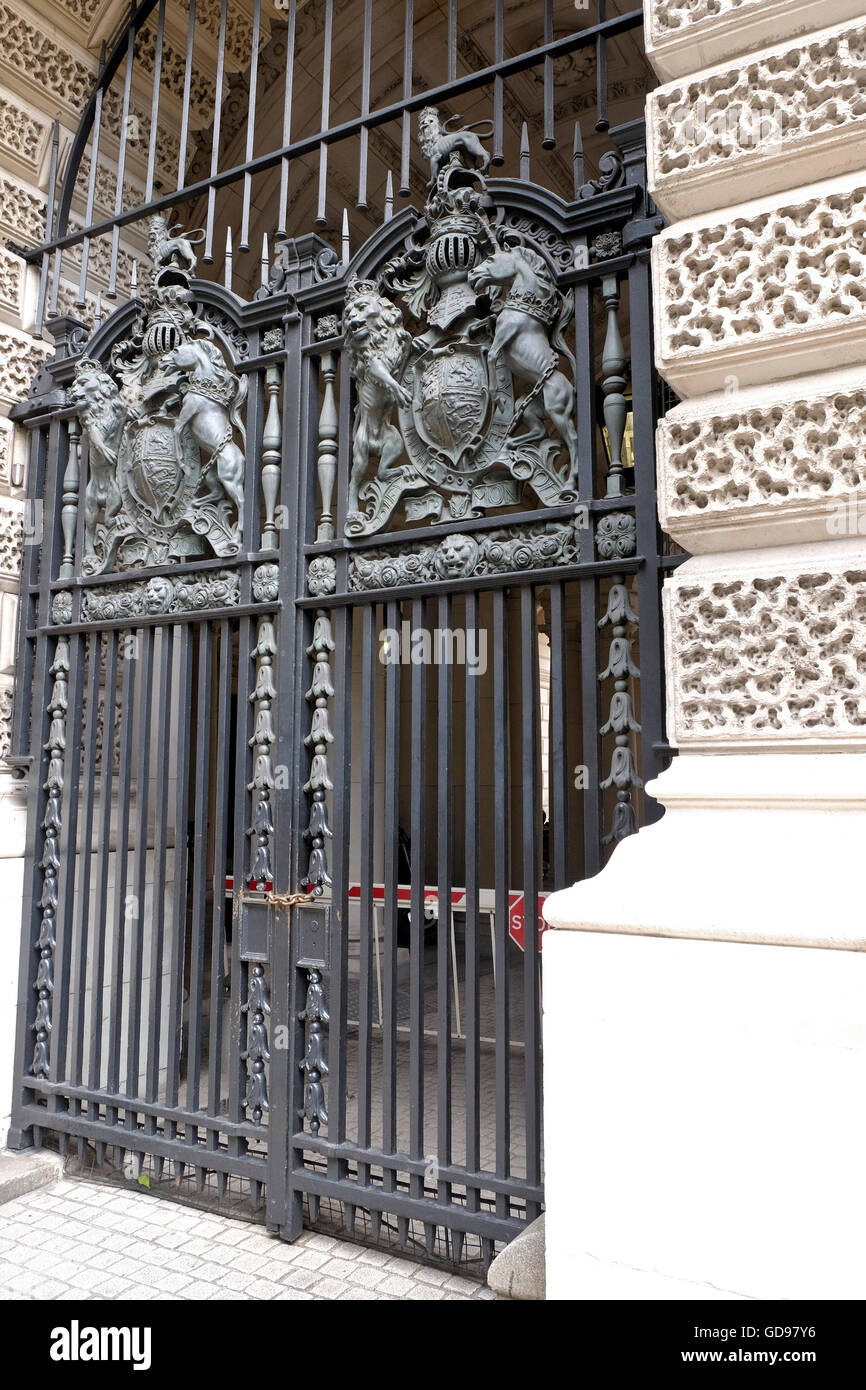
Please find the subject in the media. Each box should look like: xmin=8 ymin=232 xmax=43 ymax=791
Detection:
xmin=5 ymin=0 xmax=678 ymax=1270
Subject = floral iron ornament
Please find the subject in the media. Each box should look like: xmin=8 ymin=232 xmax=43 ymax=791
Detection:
xmin=342 ymin=108 xmax=579 ymax=537
xmin=68 ymin=216 xmax=246 ymax=575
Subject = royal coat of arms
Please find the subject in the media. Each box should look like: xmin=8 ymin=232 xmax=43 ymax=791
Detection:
xmin=68 ymin=216 xmax=246 ymax=575
xmin=342 ymin=107 xmax=579 ymax=537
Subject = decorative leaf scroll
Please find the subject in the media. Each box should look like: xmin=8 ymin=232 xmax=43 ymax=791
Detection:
xmin=247 ymin=618 xmax=277 ymax=889
xmin=302 ymin=612 xmax=335 ymax=893
xmin=241 ymin=963 xmax=271 ymax=1125
xmin=598 ymin=566 xmax=642 ymax=847
xmin=349 ymin=518 xmax=579 ymax=593
xmin=298 ymin=968 xmax=329 ymax=1135
xmin=31 ymin=637 xmax=70 ymax=1077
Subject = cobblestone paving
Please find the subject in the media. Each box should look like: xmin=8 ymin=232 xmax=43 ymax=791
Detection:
xmin=0 ymin=1179 xmax=496 ymax=1301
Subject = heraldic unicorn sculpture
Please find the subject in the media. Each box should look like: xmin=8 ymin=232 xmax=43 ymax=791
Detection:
xmin=342 ymin=105 xmax=580 ymax=538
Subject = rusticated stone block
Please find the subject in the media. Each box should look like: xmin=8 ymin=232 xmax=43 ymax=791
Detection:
xmin=653 ymin=174 xmax=866 ymax=396
xmin=649 ymin=21 xmax=866 ymax=218
xmin=646 ymin=0 xmax=866 ymax=80
xmin=664 ymin=541 xmax=866 ymax=748
xmin=657 ymin=368 xmax=866 ymax=552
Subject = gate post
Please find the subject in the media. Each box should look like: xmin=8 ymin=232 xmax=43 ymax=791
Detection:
xmin=542 ymin=0 xmax=866 ymax=1300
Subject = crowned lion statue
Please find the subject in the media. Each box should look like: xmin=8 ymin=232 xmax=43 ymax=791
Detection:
xmin=342 ymin=278 xmax=412 ymax=517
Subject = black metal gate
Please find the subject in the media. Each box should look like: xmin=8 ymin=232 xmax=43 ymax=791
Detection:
xmin=7 ymin=0 xmax=672 ymax=1272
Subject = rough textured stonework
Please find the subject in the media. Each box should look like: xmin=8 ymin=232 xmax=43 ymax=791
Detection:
xmin=0 ymin=246 xmax=22 ymax=314
xmin=665 ymin=546 xmax=866 ymax=747
xmin=651 ymin=0 xmax=752 ymax=32
xmin=0 ymin=91 xmax=45 ymax=168
xmin=0 ymin=502 xmax=22 ymax=577
xmin=658 ymin=380 xmax=866 ymax=548
xmin=0 ymin=173 xmax=45 ymax=243
xmin=650 ymin=22 xmax=866 ymax=215
xmin=0 ymin=3 xmax=93 ymax=111
xmin=0 ymin=327 xmax=51 ymax=405
xmin=655 ymin=180 xmax=866 ymax=389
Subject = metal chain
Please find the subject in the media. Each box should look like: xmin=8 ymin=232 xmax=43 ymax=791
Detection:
xmin=266 ymin=886 xmax=324 ymax=909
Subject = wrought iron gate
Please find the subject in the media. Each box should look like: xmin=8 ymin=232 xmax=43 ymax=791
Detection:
xmin=7 ymin=0 xmax=673 ymax=1272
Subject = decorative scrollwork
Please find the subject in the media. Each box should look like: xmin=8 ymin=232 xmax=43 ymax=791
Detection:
xmin=80 ymin=569 xmax=240 ymax=622
xmin=252 ymin=562 xmax=279 ymax=603
xmin=348 ymin=518 xmax=579 ymax=592
xmin=307 ymin=555 xmax=336 ymax=596
xmin=596 ymin=511 xmax=636 ymax=560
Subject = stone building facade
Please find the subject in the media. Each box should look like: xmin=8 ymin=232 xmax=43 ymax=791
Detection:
xmin=544 ymin=0 xmax=866 ymax=1300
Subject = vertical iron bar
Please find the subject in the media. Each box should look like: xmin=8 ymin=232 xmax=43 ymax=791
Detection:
xmin=177 ymin=0 xmax=197 ymax=192
xmin=542 ymin=0 xmax=555 ymax=148
xmin=35 ymin=122 xmax=59 ymax=337
xmin=207 ymin=620 xmax=232 ymax=1124
xmin=596 ymin=0 xmax=609 ymax=133
xmin=125 ymin=624 xmax=154 ymax=1112
xmin=68 ymin=631 xmax=100 ymax=1093
xmin=400 ymin=0 xmax=414 ymax=195
xmin=576 ymin=271 xmax=602 ymax=876
xmin=144 ymin=625 xmax=173 ymax=1117
xmin=204 ymin=0 xmax=228 ymax=261
xmin=87 ymin=630 xmax=118 ymax=1091
xmin=186 ymin=620 xmax=213 ymax=1119
xmin=77 ymin=47 xmax=106 ymax=308
xmin=436 ymin=592 xmax=453 ymax=1217
xmin=464 ymin=589 xmax=480 ymax=1212
xmin=227 ymin=617 xmax=253 ymax=1156
xmin=240 ymin=0 xmax=261 ymax=249
xmin=447 ymin=0 xmax=457 ymax=83
xmin=408 ymin=595 xmax=425 ymax=1211
xmin=357 ymin=0 xmax=373 ymax=210
xmin=548 ymin=581 xmax=569 ymax=888
xmin=492 ymin=587 xmax=510 ymax=1218
xmin=144 ymin=0 xmax=167 ymax=203
xmin=105 ymin=628 xmax=137 ymax=1122
xmin=328 ymin=605 xmax=352 ymax=1171
xmin=277 ymin=0 xmax=297 ymax=238
xmin=493 ymin=0 xmax=504 ymax=165
xmin=629 ymin=248 xmax=666 ymax=809
xmin=382 ymin=598 xmax=400 ymax=1193
xmin=315 ymin=0 xmax=334 ymax=227
xmin=356 ymin=603 xmax=376 ymax=1193
xmin=164 ymin=624 xmax=193 ymax=1146
xmin=520 ymin=585 xmax=542 ymax=1220
xmin=108 ymin=15 xmax=136 ymax=299
xmin=47 ymin=631 xmax=85 ymax=1098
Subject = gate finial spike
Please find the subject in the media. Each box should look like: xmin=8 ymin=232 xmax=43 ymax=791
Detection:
xmin=225 ymin=224 xmax=233 ymax=292
xmin=341 ymin=208 xmax=350 ymax=268
xmin=130 ymin=259 xmax=138 ymax=295
xmin=384 ymin=170 xmax=394 ymax=222
xmin=520 ymin=121 xmax=531 ymax=182
xmin=261 ymin=232 xmax=270 ymax=289
xmin=573 ymin=122 xmax=585 ymax=198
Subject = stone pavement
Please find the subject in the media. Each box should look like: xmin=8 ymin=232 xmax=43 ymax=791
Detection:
xmin=0 ymin=1177 xmax=496 ymax=1301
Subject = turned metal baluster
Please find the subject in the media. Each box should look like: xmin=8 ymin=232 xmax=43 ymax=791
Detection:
xmin=260 ymin=359 xmax=282 ymax=550
xmin=58 ymin=420 xmax=81 ymax=580
xmin=316 ymin=344 xmax=338 ymax=543
xmin=601 ymin=272 xmax=628 ymax=498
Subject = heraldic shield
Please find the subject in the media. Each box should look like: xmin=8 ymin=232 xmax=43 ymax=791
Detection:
xmin=120 ymin=418 xmax=197 ymax=527
xmin=410 ymin=343 xmax=490 ymax=469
